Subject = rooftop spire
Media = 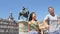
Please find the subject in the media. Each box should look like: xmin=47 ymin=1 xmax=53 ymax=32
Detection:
xmin=9 ymin=10 xmax=14 ymax=20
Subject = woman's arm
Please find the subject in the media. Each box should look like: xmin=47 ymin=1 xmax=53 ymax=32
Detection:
xmin=37 ymin=21 xmax=44 ymax=30
xmin=37 ymin=21 xmax=45 ymax=30
xmin=28 ymin=21 xmax=30 ymax=32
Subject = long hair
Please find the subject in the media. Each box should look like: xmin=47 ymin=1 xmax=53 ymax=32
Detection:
xmin=29 ymin=12 xmax=37 ymax=21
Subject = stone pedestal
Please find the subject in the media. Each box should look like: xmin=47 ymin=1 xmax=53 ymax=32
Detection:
xmin=18 ymin=20 xmax=28 ymax=34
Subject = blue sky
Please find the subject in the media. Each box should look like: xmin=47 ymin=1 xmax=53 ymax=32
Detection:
xmin=0 ymin=0 xmax=60 ymax=21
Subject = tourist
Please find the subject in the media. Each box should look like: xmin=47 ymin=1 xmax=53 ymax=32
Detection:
xmin=28 ymin=12 xmax=41 ymax=34
xmin=43 ymin=7 xmax=60 ymax=34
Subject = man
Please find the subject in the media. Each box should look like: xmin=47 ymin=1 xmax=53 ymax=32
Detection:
xmin=43 ymin=7 xmax=60 ymax=34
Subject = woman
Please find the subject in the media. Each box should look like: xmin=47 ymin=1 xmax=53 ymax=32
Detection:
xmin=28 ymin=12 xmax=41 ymax=34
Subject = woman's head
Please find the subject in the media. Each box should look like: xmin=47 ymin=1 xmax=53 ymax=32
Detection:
xmin=29 ymin=12 xmax=37 ymax=21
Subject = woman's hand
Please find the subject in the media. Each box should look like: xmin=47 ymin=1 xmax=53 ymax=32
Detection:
xmin=45 ymin=25 xmax=50 ymax=30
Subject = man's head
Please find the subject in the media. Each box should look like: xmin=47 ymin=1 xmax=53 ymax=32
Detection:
xmin=48 ymin=7 xmax=54 ymax=15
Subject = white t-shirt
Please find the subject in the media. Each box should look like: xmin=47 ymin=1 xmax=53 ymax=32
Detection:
xmin=44 ymin=14 xmax=60 ymax=32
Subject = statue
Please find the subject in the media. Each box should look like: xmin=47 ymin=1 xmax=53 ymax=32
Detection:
xmin=18 ymin=7 xmax=29 ymax=21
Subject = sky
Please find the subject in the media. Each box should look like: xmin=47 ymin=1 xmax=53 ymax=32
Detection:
xmin=0 ymin=0 xmax=60 ymax=21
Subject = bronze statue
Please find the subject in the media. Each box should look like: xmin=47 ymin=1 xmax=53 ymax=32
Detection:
xmin=18 ymin=7 xmax=29 ymax=20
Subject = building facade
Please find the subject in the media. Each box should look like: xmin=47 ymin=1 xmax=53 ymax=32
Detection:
xmin=0 ymin=18 xmax=18 ymax=34
xmin=0 ymin=11 xmax=19 ymax=34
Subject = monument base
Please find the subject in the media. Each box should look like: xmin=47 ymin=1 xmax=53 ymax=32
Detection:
xmin=17 ymin=20 xmax=28 ymax=34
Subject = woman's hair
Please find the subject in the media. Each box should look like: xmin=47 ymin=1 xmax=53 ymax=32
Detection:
xmin=29 ymin=12 xmax=37 ymax=21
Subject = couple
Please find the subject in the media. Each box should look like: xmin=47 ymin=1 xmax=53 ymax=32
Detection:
xmin=28 ymin=7 xmax=60 ymax=34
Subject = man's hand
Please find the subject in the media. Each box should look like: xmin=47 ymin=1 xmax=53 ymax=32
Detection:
xmin=45 ymin=25 xmax=50 ymax=30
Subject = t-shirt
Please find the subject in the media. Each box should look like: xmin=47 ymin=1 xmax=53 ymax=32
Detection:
xmin=44 ymin=14 xmax=60 ymax=32
xmin=29 ymin=21 xmax=39 ymax=31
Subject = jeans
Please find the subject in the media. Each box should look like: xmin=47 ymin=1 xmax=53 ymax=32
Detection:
xmin=29 ymin=31 xmax=38 ymax=34
xmin=48 ymin=30 xmax=60 ymax=34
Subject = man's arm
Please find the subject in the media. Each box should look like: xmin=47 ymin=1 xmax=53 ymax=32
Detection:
xmin=43 ymin=19 xmax=50 ymax=30
xmin=58 ymin=20 xmax=60 ymax=25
